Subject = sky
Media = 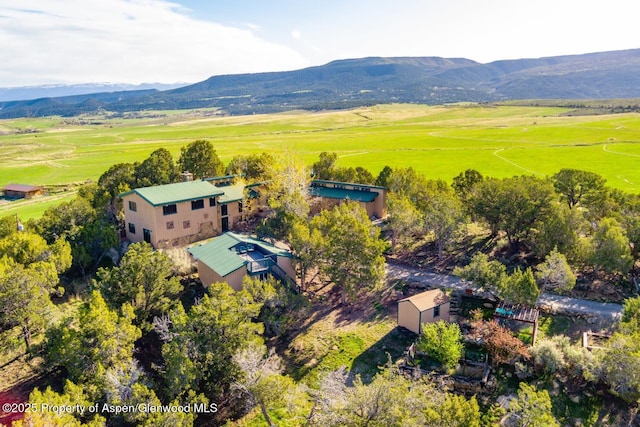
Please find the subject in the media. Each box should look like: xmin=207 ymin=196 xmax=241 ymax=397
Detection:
xmin=1 ymin=0 xmax=639 ymax=87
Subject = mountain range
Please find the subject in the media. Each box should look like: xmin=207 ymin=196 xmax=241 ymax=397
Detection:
xmin=2 ymin=49 xmax=640 ymax=118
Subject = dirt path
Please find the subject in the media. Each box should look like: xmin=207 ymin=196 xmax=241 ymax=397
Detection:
xmin=386 ymin=261 xmax=623 ymax=321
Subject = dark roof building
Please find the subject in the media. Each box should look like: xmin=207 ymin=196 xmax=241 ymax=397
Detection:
xmin=3 ymin=184 xmax=43 ymax=199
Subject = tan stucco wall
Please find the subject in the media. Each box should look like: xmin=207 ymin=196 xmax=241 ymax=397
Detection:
xmin=277 ymin=256 xmax=296 ymax=280
xmin=123 ymin=193 xmax=221 ymax=249
xmin=369 ymin=187 xmax=386 ymax=218
xmin=123 ymin=193 xmax=157 ymax=246
xmin=419 ymin=302 xmax=451 ymax=326
xmin=197 ymin=261 xmax=247 ymax=292
xmin=223 ymin=268 xmax=248 ymax=291
xmin=397 ymin=300 xmax=421 ymax=334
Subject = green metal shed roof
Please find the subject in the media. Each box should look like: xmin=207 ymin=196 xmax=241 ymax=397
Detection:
xmin=187 ymin=232 xmax=291 ymax=277
xmin=120 ymin=181 xmax=224 ymax=206
xmin=309 ymin=186 xmax=379 ymax=202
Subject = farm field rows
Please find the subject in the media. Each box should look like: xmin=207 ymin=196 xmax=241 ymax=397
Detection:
xmin=2 ymin=103 xmax=640 ymax=218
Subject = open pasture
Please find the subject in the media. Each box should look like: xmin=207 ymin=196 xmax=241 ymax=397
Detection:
xmin=2 ymin=103 xmax=640 ymax=218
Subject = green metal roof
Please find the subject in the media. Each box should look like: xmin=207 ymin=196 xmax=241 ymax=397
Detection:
xmin=120 ymin=181 xmax=224 ymax=206
xmin=187 ymin=232 xmax=291 ymax=277
xmin=218 ymin=183 xmax=245 ymax=204
xmin=309 ymin=185 xmax=379 ymax=202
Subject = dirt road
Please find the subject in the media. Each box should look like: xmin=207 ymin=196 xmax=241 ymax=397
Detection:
xmin=386 ymin=262 xmax=623 ymax=321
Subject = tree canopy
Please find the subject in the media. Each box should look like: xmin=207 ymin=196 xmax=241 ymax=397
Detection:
xmin=310 ymin=201 xmax=386 ymax=304
xmin=96 ymin=242 xmax=181 ymax=324
xmin=177 ymin=139 xmax=225 ymax=179
xmin=417 ymin=320 xmax=464 ymax=370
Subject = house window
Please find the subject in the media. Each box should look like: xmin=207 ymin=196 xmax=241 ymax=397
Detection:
xmin=221 ymin=204 xmax=228 ymax=216
xmin=183 ymin=220 xmax=191 ymax=229
xmin=163 ymin=204 xmax=177 ymax=215
xmin=238 ymin=201 xmax=243 ymax=213
xmin=128 ymin=201 xmax=137 ymax=212
xmin=433 ymin=305 xmax=440 ymax=318
xmin=166 ymin=221 xmax=174 ymax=230
xmin=209 ymin=197 xmax=216 ymax=207
xmin=128 ymin=223 xmax=136 ymax=234
xmin=191 ymin=199 xmax=204 ymax=210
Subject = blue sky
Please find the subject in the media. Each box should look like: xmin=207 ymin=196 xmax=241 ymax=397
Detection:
xmin=1 ymin=0 xmax=639 ymax=87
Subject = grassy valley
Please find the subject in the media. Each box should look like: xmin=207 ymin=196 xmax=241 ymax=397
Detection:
xmin=3 ymin=103 xmax=640 ymax=219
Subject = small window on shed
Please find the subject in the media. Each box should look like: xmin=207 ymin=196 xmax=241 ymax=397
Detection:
xmin=434 ymin=305 xmax=440 ymax=318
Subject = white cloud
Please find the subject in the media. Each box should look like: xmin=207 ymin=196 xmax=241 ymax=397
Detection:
xmin=247 ymin=23 xmax=262 ymax=32
xmin=0 ymin=0 xmax=310 ymax=86
xmin=291 ymin=29 xmax=301 ymax=39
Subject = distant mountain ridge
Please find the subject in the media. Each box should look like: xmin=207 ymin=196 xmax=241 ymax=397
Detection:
xmin=2 ymin=49 xmax=640 ymax=118
xmin=0 ymin=82 xmax=187 ymax=102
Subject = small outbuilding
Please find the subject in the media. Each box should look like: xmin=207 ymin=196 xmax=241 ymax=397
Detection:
xmin=397 ymin=289 xmax=450 ymax=335
xmin=3 ymin=184 xmax=43 ymax=199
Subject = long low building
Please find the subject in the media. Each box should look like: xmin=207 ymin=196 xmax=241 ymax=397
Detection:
xmin=309 ymin=179 xmax=387 ymax=218
xmin=3 ymin=183 xmax=43 ymax=199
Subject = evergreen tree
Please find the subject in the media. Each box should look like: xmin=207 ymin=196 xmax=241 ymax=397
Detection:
xmin=177 ymin=139 xmax=224 ymax=179
xmin=311 ymin=201 xmax=386 ymax=304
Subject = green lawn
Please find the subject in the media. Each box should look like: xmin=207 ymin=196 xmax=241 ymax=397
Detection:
xmin=4 ymin=103 xmax=640 ymax=219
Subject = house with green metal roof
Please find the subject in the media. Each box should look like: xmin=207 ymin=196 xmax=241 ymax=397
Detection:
xmin=309 ymin=179 xmax=387 ymax=218
xmin=187 ymin=232 xmax=296 ymax=291
xmin=119 ymin=180 xmax=247 ymax=249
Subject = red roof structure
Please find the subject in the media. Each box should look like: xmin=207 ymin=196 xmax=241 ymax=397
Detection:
xmin=3 ymin=184 xmax=43 ymax=199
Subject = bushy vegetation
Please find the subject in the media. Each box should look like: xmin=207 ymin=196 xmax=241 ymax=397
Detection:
xmin=4 ymin=125 xmax=640 ymax=425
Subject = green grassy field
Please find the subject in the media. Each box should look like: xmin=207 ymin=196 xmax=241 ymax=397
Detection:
xmin=3 ymin=103 xmax=640 ymax=219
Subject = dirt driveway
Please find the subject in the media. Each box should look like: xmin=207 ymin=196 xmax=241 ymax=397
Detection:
xmin=386 ymin=261 xmax=623 ymax=321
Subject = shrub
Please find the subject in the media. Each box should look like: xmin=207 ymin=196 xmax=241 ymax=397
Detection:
xmin=417 ymin=321 xmax=464 ymax=370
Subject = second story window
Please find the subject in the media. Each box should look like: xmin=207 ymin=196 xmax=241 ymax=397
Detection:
xmin=128 ymin=201 xmax=137 ymax=212
xmin=192 ymin=199 xmax=204 ymax=210
xmin=128 ymin=223 xmax=136 ymax=234
xmin=163 ymin=204 xmax=177 ymax=216
xmin=221 ymin=204 xmax=228 ymax=216
xmin=209 ymin=197 xmax=216 ymax=207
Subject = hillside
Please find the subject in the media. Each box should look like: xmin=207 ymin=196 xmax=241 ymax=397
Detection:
xmin=2 ymin=49 xmax=640 ymax=117
xmin=0 ymin=82 xmax=187 ymax=102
